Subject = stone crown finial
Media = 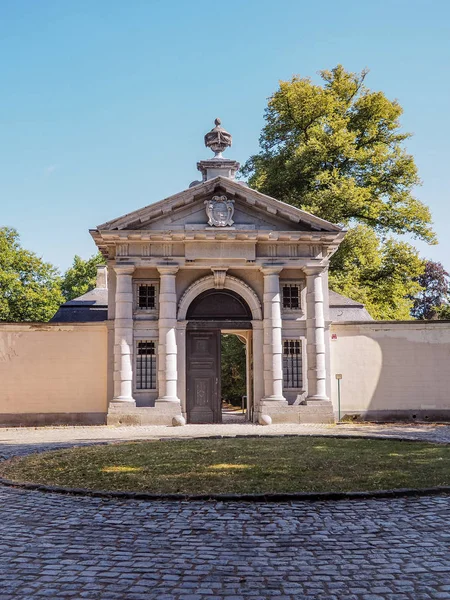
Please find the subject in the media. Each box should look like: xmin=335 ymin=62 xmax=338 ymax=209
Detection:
xmin=204 ymin=118 xmax=232 ymax=158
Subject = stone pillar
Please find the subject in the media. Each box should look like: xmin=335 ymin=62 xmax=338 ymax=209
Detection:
xmin=304 ymin=266 xmax=329 ymax=401
xmin=113 ymin=264 xmax=135 ymax=403
xmin=156 ymin=266 xmax=180 ymax=404
xmin=251 ymin=321 xmax=264 ymax=420
xmin=176 ymin=321 xmax=188 ymax=416
xmin=96 ymin=265 xmax=108 ymax=289
xmin=261 ymin=267 xmax=286 ymax=403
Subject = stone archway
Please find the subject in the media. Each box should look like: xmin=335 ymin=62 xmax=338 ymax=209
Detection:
xmin=187 ymin=289 xmax=253 ymax=325
xmin=179 ymin=275 xmax=262 ymax=424
xmin=178 ymin=274 xmax=262 ymax=321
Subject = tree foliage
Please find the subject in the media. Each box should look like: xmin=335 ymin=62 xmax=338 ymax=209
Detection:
xmin=412 ymin=260 xmax=450 ymax=320
xmin=61 ymin=252 xmax=105 ymax=301
xmin=0 ymin=227 xmax=63 ymax=322
xmin=329 ymin=226 xmax=424 ymax=320
xmin=221 ymin=334 xmax=246 ymax=406
xmin=243 ymin=65 xmax=434 ymax=243
xmin=242 ymin=65 xmax=436 ymax=319
xmin=437 ymin=304 xmax=450 ymax=320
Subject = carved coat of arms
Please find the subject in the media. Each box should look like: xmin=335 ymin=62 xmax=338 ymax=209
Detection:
xmin=204 ymin=195 xmax=234 ymax=227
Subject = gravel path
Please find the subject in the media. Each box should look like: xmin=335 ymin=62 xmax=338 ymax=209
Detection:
xmin=1 ymin=421 xmax=450 ymax=449
xmin=1 ymin=423 xmax=450 ymax=599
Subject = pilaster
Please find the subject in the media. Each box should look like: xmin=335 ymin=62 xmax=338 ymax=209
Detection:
xmin=176 ymin=320 xmax=188 ymax=416
xmin=251 ymin=320 xmax=265 ymax=416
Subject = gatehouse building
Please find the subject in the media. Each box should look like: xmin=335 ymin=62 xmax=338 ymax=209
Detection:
xmin=83 ymin=119 xmax=351 ymax=426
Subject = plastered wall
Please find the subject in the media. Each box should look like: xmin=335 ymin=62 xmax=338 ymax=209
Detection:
xmin=330 ymin=321 xmax=450 ymax=420
xmin=2 ymin=318 xmax=449 ymax=426
xmin=0 ymin=323 xmax=108 ymax=425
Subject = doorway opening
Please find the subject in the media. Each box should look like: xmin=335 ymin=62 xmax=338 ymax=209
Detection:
xmin=221 ymin=333 xmax=248 ymax=423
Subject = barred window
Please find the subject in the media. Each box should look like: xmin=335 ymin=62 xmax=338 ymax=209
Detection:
xmin=138 ymin=284 xmax=156 ymax=309
xmin=282 ymin=285 xmax=300 ymax=309
xmin=283 ymin=340 xmax=302 ymax=388
xmin=136 ymin=341 xmax=156 ymax=390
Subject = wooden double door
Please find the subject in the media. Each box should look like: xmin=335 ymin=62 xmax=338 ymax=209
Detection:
xmin=186 ymin=329 xmax=221 ymax=424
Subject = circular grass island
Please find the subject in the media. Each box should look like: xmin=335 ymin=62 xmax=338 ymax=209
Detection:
xmin=1 ymin=437 xmax=450 ymax=497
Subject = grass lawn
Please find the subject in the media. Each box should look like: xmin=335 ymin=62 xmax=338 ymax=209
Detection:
xmin=1 ymin=437 xmax=450 ymax=495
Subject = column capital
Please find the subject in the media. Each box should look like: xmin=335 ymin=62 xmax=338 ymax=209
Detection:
xmin=260 ymin=266 xmax=283 ymax=276
xmin=303 ymin=265 xmax=327 ymax=277
xmin=157 ymin=265 xmax=179 ymax=276
xmin=113 ymin=264 xmax=135 ymax=276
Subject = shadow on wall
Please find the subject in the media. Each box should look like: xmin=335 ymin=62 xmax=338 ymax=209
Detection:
xmin=330 ymin=322 xmax=450 ymax=422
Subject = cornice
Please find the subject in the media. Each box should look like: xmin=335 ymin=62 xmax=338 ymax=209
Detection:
xmin=92 ymin=229 xmax=345 ymax=244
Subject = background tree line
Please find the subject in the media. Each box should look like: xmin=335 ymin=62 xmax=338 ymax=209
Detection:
xmin=1 ymin=65 xmax=449 ymax=322
xmin=0 ymin=227 xmax=104 ymax=322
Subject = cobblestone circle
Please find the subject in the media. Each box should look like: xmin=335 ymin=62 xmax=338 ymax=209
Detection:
xmin=1 ymin=423 xmax=450 ymax=599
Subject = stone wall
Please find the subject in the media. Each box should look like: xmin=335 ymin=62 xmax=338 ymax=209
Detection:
xmin=1 ymin=319 xmax=449 ymax=427
xmin=0 ymin=323 xmax=108 ymax=426
xmin=330 ymin=321 xmax=450 ymax=421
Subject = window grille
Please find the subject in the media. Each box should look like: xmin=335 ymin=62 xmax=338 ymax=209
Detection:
xmin=138 ymin=284 xmax=156 ymax=309
xmin=282 ymin=284 xmax=300 ymax=309
xmin=283 ymin=340 xmax=302 ymax=388
xmin=136 ymin=341 xmax=156 ymax=390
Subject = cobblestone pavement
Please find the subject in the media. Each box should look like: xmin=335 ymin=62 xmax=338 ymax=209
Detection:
xmin=1 ymin=486 xmax=450 ymax=599
xmin=1 ymin=424 xmax=450 ymax=599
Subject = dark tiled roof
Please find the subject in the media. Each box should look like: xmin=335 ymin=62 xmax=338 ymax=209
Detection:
xmin=51 ymin=306 xmax=108 ymax=322
xmin=329 ymin=290 xmax=364 ymax=307
xmin=63 ymin=288 xmax=108 ymax=306
xmin=329 ymin=291 xmax=373 ymax=321
xmin=50 ymin=287 xmax=108 ymax=323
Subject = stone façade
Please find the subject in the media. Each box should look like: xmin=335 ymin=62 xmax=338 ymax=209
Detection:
xmin=82 ymin=122 xmax=353 ymax=426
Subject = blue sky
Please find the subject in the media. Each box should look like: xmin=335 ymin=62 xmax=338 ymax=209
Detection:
xmin=1 ymin=0 xmax=449 ymax=272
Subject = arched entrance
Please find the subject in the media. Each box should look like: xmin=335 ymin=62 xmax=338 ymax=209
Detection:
xmin=186 ymin=289 xmax=253 ymax=424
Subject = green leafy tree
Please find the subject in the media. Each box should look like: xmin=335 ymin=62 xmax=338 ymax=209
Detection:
xmin=221 ymin=334 xmax=246 ymax=406
xmin=412 ymin=260 xmax=450 ymax=320
xmin=0 ymin=227 xmax=63 ymax=322
xmin=61 ymin=252 xmax=105 ymax=301
xmin=437 ymin=304 xmax=450 ymax=320
xmin=329 ymin=226 xmax=424 ymax=320
xmin=242 ymin=65 xmax=436 ymax=319
xmin=243 ymin=65 xmax=434 ymax=242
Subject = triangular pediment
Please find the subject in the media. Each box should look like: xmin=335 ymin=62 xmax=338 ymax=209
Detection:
xmin=95 ymin=177 xmax=342 ymax=234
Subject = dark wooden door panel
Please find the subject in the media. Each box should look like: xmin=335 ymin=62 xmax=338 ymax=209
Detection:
xmin=187 ymin=330 xmax=221 ymax=424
